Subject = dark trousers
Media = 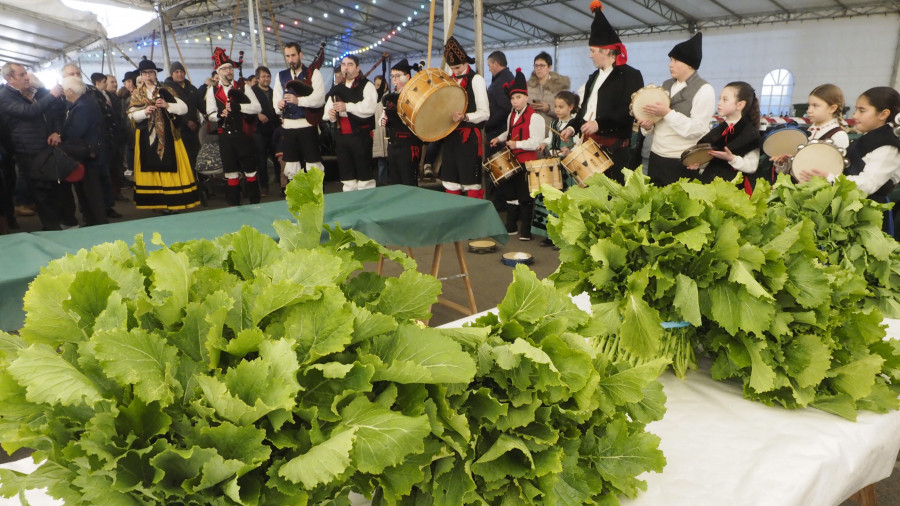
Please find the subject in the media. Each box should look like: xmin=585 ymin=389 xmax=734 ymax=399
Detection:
xmin=387 ymin=137 xmax=422 ymax=186
xmin=335 ymin=131 xmax=374 ymax=182
xmin=218 ymin=133 xmax=256 ymax=176
xmin=604 ymin=145 xmax=631 ymax=185
xmin=23 ymin=150 xmax=77 ymax=230
xmin=282 ymin=126 xmax=322 ymax=166
xmin=181 ymin=127 xmax=201 ymax=172
xmin=648 ymin=152 xmax=694 ymax=186
xmin=74 ymin=164 xmax=109 ymax=226
xmin=253 ymin=130 xmax=278 ymax=188
xmin=442 ymin=128 xmax=482 ymax=186
xmin=1 ymin=155 xmax=15 ymax=223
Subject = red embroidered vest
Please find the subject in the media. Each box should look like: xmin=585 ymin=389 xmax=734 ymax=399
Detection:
xmin=509 ymin=105 xmax=537 ymax=162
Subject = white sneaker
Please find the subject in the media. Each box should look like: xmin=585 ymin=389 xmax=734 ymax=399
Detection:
xmin=423 ymin=164 xmax=434 ymax=178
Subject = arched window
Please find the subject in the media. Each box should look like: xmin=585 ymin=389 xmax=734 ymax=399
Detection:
xmin=760 ymin=69 xmax=794 ymax=117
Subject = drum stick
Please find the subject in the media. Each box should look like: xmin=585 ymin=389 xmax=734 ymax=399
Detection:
xmin=550 ymin=126 xmax=562 ymax=137
xmin=426 ymin=0 xmax=436 ymax=68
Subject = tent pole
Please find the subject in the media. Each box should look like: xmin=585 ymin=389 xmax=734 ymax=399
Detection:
xmin=154 ymin=1 xmax=172 ymax=70
xmin=256 ymin=0 xmax=267 ymax=67
xmin=247 ymin=0 xmax=259 ymax=70
xmin=891 ymin=19 xmax=900 ymax=90
xmin=426 ymin=0 xmax=435 ymax=68
xmin=474 ymin=0 xmax=483 ymax=76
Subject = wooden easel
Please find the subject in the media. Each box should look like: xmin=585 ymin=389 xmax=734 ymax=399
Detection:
xmin=376 ymin=242 xmax=478 ymax=318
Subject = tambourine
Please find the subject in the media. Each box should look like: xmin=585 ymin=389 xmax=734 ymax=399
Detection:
xmin=790 ymin=139 xmax=848 ymax=178
xmin=680 ymin=143 xmax=714 ymax=167
xmin=630 ymin=85 xmax=669 ymax=123
xmin=285 ymin=79 xmax=313 ymax=97
xmin=762 ymin=124 xmax=808 ymax=158
xmin=501 ymin=252 xmax=534 ymax=266
xmin=468 ymin=240 xmax=496 ymax=254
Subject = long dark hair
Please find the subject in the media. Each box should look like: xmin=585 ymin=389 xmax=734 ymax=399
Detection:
xmin=860 ymin=86 xmax=900 ymax=126
xmin=725 ymin=81 xmax=760 ymax=128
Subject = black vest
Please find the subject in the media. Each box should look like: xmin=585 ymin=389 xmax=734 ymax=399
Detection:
xmin=456 ymin=67 xmax=484 ymax=128
xmin=328 ymin=75 xmax=375 ymax=133
xmin=846 ymin=124 xmax=900 ymax=201
xmin=697 ymin=116 xmax=761 ymax=181
xmin=382 ymin=92 xmax=417 ymax=140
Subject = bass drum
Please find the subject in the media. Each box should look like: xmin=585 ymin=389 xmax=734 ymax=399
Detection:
xmin=397 ymin=68 xmax=468 ymax=142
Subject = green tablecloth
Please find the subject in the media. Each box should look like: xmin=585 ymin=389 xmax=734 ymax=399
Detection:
xmin=0 ymin=186 xmax=507 ymax=330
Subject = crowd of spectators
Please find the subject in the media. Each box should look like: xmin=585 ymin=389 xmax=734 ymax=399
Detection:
xmin=0 ymin=50 xmax=572 ymax=233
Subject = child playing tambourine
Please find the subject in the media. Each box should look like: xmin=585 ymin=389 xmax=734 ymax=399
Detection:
xmin=795 ymin=86 xmax=900 ymax=234
xmin=772 ymin=84 xmax=850 ymax=175
xmin=685 ymin=81 xmax=761 ymax=193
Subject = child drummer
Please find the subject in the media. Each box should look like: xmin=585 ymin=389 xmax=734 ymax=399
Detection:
xmin=490 ymin=69 xmax=546 ymax=240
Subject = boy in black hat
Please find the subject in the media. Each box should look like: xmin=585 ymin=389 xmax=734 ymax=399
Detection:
xmin=638 ymin=32 xmax=716 ymax=186
xmin=442 ymin=36 xmax=490 ymax=199
xmin=489 ymin=69 xmax=545 ymax=239
xmin=380 ymin=59 xmax=423 ymax=186
xmin=561 ymin=1 xmax=644 ymax=185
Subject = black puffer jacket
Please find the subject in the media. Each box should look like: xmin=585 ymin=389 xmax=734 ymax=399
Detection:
xmin=0 ymin=85 xmax=65 ymax=155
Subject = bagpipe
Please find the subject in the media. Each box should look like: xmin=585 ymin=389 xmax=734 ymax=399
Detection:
xmin=287 ymin=41 xmax=327 ymax=126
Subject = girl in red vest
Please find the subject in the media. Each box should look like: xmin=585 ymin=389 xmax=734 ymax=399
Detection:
xmin=490 ymin=69 xmax=546 ymax=240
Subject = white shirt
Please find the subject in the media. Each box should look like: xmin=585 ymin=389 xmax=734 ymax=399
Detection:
xmin=323 ymin=79 xmax=378 ymax=122
xmin=127 ymin=85 xmax=188 ymax=122
xmin=454 ymin=70 xmax=490 ymax=125
xmin=829 ymin=145 xmax=900 ymax=195
xmin=644 ymin=80 xmax=716 ymax=158
xmin=204 ymin=82 xmax=262 ymax=121
xmin=807 ymin=118 xmax=850 ymax=150
xmin=576 ymin=65 xmax=615 ymax=124
xmin=272 ymin=67 xmax=326 ymax=129
xmin=496 ymin=107 xmax=546 ymax=151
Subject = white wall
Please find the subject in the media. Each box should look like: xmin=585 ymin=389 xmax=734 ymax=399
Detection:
xmin=493 ymin=14 xmax=900 ymax=116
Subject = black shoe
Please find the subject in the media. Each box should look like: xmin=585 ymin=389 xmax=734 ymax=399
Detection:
xmin=540 ymin=238 xmax=553 ymax=247
xmin=106 ymin=208 xmax=123 ymax=218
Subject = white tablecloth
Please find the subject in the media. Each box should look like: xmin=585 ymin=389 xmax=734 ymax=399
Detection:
xmin=441 ymin=298 xmax=900 ymax=506
xmin=3 ymin=308 xmax=899 ymax=506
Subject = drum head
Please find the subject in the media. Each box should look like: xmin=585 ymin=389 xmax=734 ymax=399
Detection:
xmin=468 ymin=240 xmax=496 ymax=253
xmin=791 ymin=142 xmax=845 ymax=176
xmin=631 ymin=86 xmax=670 ymax=123
xmin=501 ymin=252 xmax=534 ymax=266
xmin=762 ymin=127 xmax=808 ymax=157
xmin=398 ymin=69 xmax=468 ymax=142
xmin=681 ymin=144 xmax=714 ymax=166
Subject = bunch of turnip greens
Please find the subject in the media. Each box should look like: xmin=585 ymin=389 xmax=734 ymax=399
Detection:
xmin=0 ymin=170 xmax=666 ymax=505
xmin=543 ymin=171 xmax=900 ymax=420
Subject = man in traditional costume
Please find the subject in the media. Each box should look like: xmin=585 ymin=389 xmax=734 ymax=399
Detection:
xmin=205 ymin=47 xmax=263 ymax=205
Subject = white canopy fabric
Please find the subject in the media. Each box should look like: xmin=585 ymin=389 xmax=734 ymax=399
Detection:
xmin=0 ymin=0 xmax=106 ymax=67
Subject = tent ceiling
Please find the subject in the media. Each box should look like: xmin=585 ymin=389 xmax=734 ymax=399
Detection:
xmin=116 ymin=0 xmax=899 ymax=63
xmin=0 ymin=0 xmax=106 ymax=67
xmin=2 ymin=0 xmax=898 ymax=67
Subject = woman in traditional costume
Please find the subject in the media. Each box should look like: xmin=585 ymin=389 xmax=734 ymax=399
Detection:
xmin=127 ymin=59 xmax=200 ymax=211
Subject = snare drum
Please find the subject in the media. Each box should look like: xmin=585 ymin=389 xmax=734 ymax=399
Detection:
xmin=468 ymin=240 xmax=496 ymax=253
xmin=790 ymin=140 xmax=848 ymax=178
xmin=680 ymin=143 xmax=714 ymax=167
xmin=484 ymin=148 xmax=522 ymax=185
xmin=630 ymin=85 xmax=670 ymax=123
xmin=397 ymin=68 xmax=468 ymax=142
xmin=561 ymin=139 xmax=613 ymax=187
xmin=525 ymin=158 xmax=564 ymax=193
xmin=762 ymin=124 xmax=809 ymax=158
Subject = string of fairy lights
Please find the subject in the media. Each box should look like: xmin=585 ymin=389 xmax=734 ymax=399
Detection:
xmin=76 ymin=1 xmax=429 ymax=62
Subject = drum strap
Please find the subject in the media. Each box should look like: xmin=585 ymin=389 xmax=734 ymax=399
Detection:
xmin=587 ymin=134 xmax=629 ymax=149
xmin=819 ymin=127 xmax=843 ymax=140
